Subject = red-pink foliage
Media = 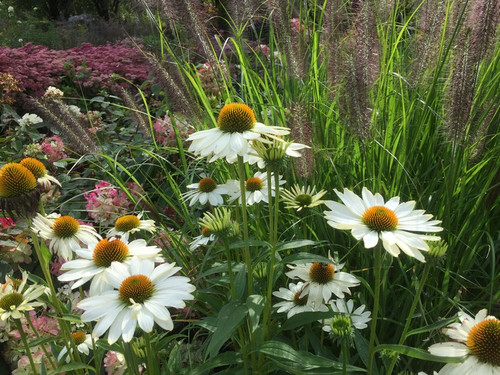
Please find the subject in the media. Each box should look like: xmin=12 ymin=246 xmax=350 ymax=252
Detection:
xmin=0 ymin=41 xmax=151 ymax=97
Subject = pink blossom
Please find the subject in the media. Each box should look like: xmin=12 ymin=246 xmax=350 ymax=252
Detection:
xmin=153 ymin=115 xmax=191 ymax=148
xmin=104 ymin=350 xmax=127 ymax=375
xmin=84 ymin=180 xmax=137 ymax=226
xmin=50 ymin=256 xmax=66 ymax=276
xmin=0 ymin=217 xmax=15 ymax=228
xmin=40 ymin=135 xmax=67 ymax=162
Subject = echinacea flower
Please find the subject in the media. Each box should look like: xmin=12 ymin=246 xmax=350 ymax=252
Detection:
xmin=78 ymin=257 xmax=195 ymax=344
xmin=0 ymin=163 xmax=40 ymax=218
xmin=189 ymin=227 xmax=216 ymax=250
xmin=282 ymin=184 xmax=327 ymax=212
xmin=227 ymin=171 xmax=285 ymax=205
xmin=231 ymin=139 xmax=310 ymax=168
xmin=324 ymin=187 xmax=443 ymax=262
xmin=187 ymin=103 xmax=290 ymax=162
xmin=285 ymin=262 xmax=359 ymax=307
xmin=198 ymin=207 xmax=239 ymax=239
xmin=19 ymin=158 xmax=61 ymax=190
xmin=58 ymin=237 xmax=162 ymax=296
xmin=182 ymin=177 xmax=229 ymax=206
xmin=428 ymin=309 xmax=500 ymax=375
xmin=322 ymin=299 xmax=371 ymax=333
xmin=0 ymin=272 xmax=45 ymax=321
xmin=107 ymin=213 xmax=156 ymax=241
xmin=58 ymin=331 xmax=93 ymax=362
xmin=32 ymin=213 xmax=102 ymax=260
xmin=273 ymin=282 xmax=328 ymax=318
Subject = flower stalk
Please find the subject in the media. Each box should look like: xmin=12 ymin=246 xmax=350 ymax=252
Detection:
xmin=15 ymin=318 xmax=38 ymax=375
xmin=367 ymin=245 xmax=383 ymax=373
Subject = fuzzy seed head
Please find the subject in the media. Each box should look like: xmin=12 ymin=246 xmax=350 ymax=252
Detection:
xmin=92 ymin=238 xmax=129 ymax=268
xmin=0 ymin=292 xmax=23 ymax=310
xmin=362 ymin=206 xmax=398 ymax=231
xmin=19 ymin=158 xmax=46 ymax=179
xmin=198 ymin=178 xmax=217 ymax=193
xmin=246 ymin=177 xmax=263 ymax=192
xmin=0 ymin=163 xmax=37 ymax=198
xmin=119 ymin=274 xmax=154 ymax=304
xmin=115 ymin=215 xmax=141 ymax=232
xmin=217 ymin=103 xmax=256 ymax=133
xmin=53 ymin=216 xmax=80 ymax=238
xmin=466 ymin=318 xmax=500 ymax=366
xmin=309 ymin=262 xmax=335 ymax=284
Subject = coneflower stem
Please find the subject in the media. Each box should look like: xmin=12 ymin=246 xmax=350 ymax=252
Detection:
xmin=15 ymin=318 xmax=38 ymax=375
xmin=367 ymin=245 xmax=383 ymax=373
xmin=144 ymin=332 xmax=159 ymax=375
xmin=122 ymin=341 xmax=141 ymax=375
xmin=223 ymin=240 xmax=236 ymax=300
xmin=386 ymin=261 xmax=432 ymax=374
xmin=23 ymin=312 xmax=56 ymax=370
xmin=237 ymin=156 xmax=253 ymax=295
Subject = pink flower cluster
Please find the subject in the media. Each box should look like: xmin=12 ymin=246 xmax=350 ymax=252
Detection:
xmin=83 ymin=180 xmax=142 ymax=226
xmin=40 ymin=135 xmax=67 ymax=162
xmin=9 ymin=310 xmax=60 ymax=340
xmin=103 ymin=351 xmax=127 ymax=375
xmin=153 ymin=115 xmax=191 ymax=148
xmin=0 ymin=41 xmax=151 ymax=97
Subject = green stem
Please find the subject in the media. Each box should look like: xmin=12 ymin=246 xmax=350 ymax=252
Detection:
xmin=223 ymin=240 xmax=236 ymax=300
xmin=144 ymin=332 xmax=158 ymax=375
xmin=341 ymin=339 xmax=349 ymax=375
xmin=386 ymin=261 xmax=432 ymax=375
xmin=237 ymin=155 xmax=253 ymax=295
xmin=15 ymin=318 xmax=38 ymax=375
xmin=367 ymin=245 xmax=383 ymax=374
xmin=30 ymin=232 xmax=81 ymax=365
xmin=122 ymin=341 xmax=141 ymax=375
xmin=23 ymin=312 xmax=56 ymax=370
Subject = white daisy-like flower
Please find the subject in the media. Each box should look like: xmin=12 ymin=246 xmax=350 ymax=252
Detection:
xmin=58 ymin=237 xmax=162 ymax=296
xmin=324 ymin=187 xmax=443 ymax=262
xmin=108 ymin=213 xmax=156 ymax=241
xmin=58 ymin=331 xmax=92 ymax=363
xmin=322 ymin=299 xmax=371 ymax=333
xmin=182 ymin=177 xmax=229 ymax=206
xmin=78 ymin=257 xmax=195 ymax=344
xmin=19 ymin=158 xmax=61 ymax=190
xmin=229 ymin=140 xmax=310 ymax=169
xmin=227 ymin=171 xmax=285 ymax=205
xmin=285 ymin=262 xmax=360 ymax=307
xmin=189 ymin=227 xmax=216 ymax=250
xmin=273 ymin=282 xmax=328 ymax=318
xmin=428 ymin=309 xmax=500 ymax=375
xmin=0 ymin=272 xmax=46 ymax=321
xmin=32 ymin=212 xmax=101 ymax=261
xmin=282 ymin=184 xmax=327 ymax=212
xmin=187 ymin=103 xmax=290 ymax=163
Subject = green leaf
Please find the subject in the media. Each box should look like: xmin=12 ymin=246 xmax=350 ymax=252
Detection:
xmin=229 ymin=240 xmax=270 ymax=250
xmin=374 ymin=344 xmax=465 ymax=363
xmin=246 ymin=294 xmax=265 ymax=333
xmin=49 ymin=362 xmax=95 ymax=374
xmin=406 ymin=316 xmax=457 ymax=337
xmin=187 ymin=352 xmax=242 ymax=375
xmin=205 ymin=301 xmax=248 ymax=358
xmin=255 ymin=341 xmax=364 ymax=372
xmin=234 ymin=265 xmax=247 ymax=301
xmin=276 ymin=240 xmax=317 ymax=252
xmin=280 ymin=311 xmax=335 ymax=331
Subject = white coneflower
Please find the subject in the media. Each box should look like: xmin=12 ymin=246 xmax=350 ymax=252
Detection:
xmin=19 ymin=158 xmax=61 ymax=190
xmin=182 ymin=177 xmax=229 ymax=206
xmin=273 ymin=282 xmax=328 ymax=318
xmin=108 ymin=213 xmax=156 ymax=241
xmin=428 ymin=309 xmax=500 ymax=375
xmin=0 ymin=272 xmax=45 ymax=321
xmin=322 ymin=299 xmax=371 ymax=334
xmin=32 ymin=213 xmax=101 ymax=260
xmin=187 ymin=103 xmax=289 ymax=163
xmin=285 ymin=262 xmax=360 ymax=307
xmin=58 ymin=237 xmax=162 ymax=296
xmin=78 ymin=258 xmax=195 ymax=344
xmin=324 ymin=187 xmax=443 ymax=262
xmin=282 ymin=184 xmax=327 ymax=212
xmin=58 ymin=331 xmax=93 ymax=363
xmin=227 ymin=171 xmax=285 ymax=205
xmin=189 ymin=227 xmax=216 ymax=250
